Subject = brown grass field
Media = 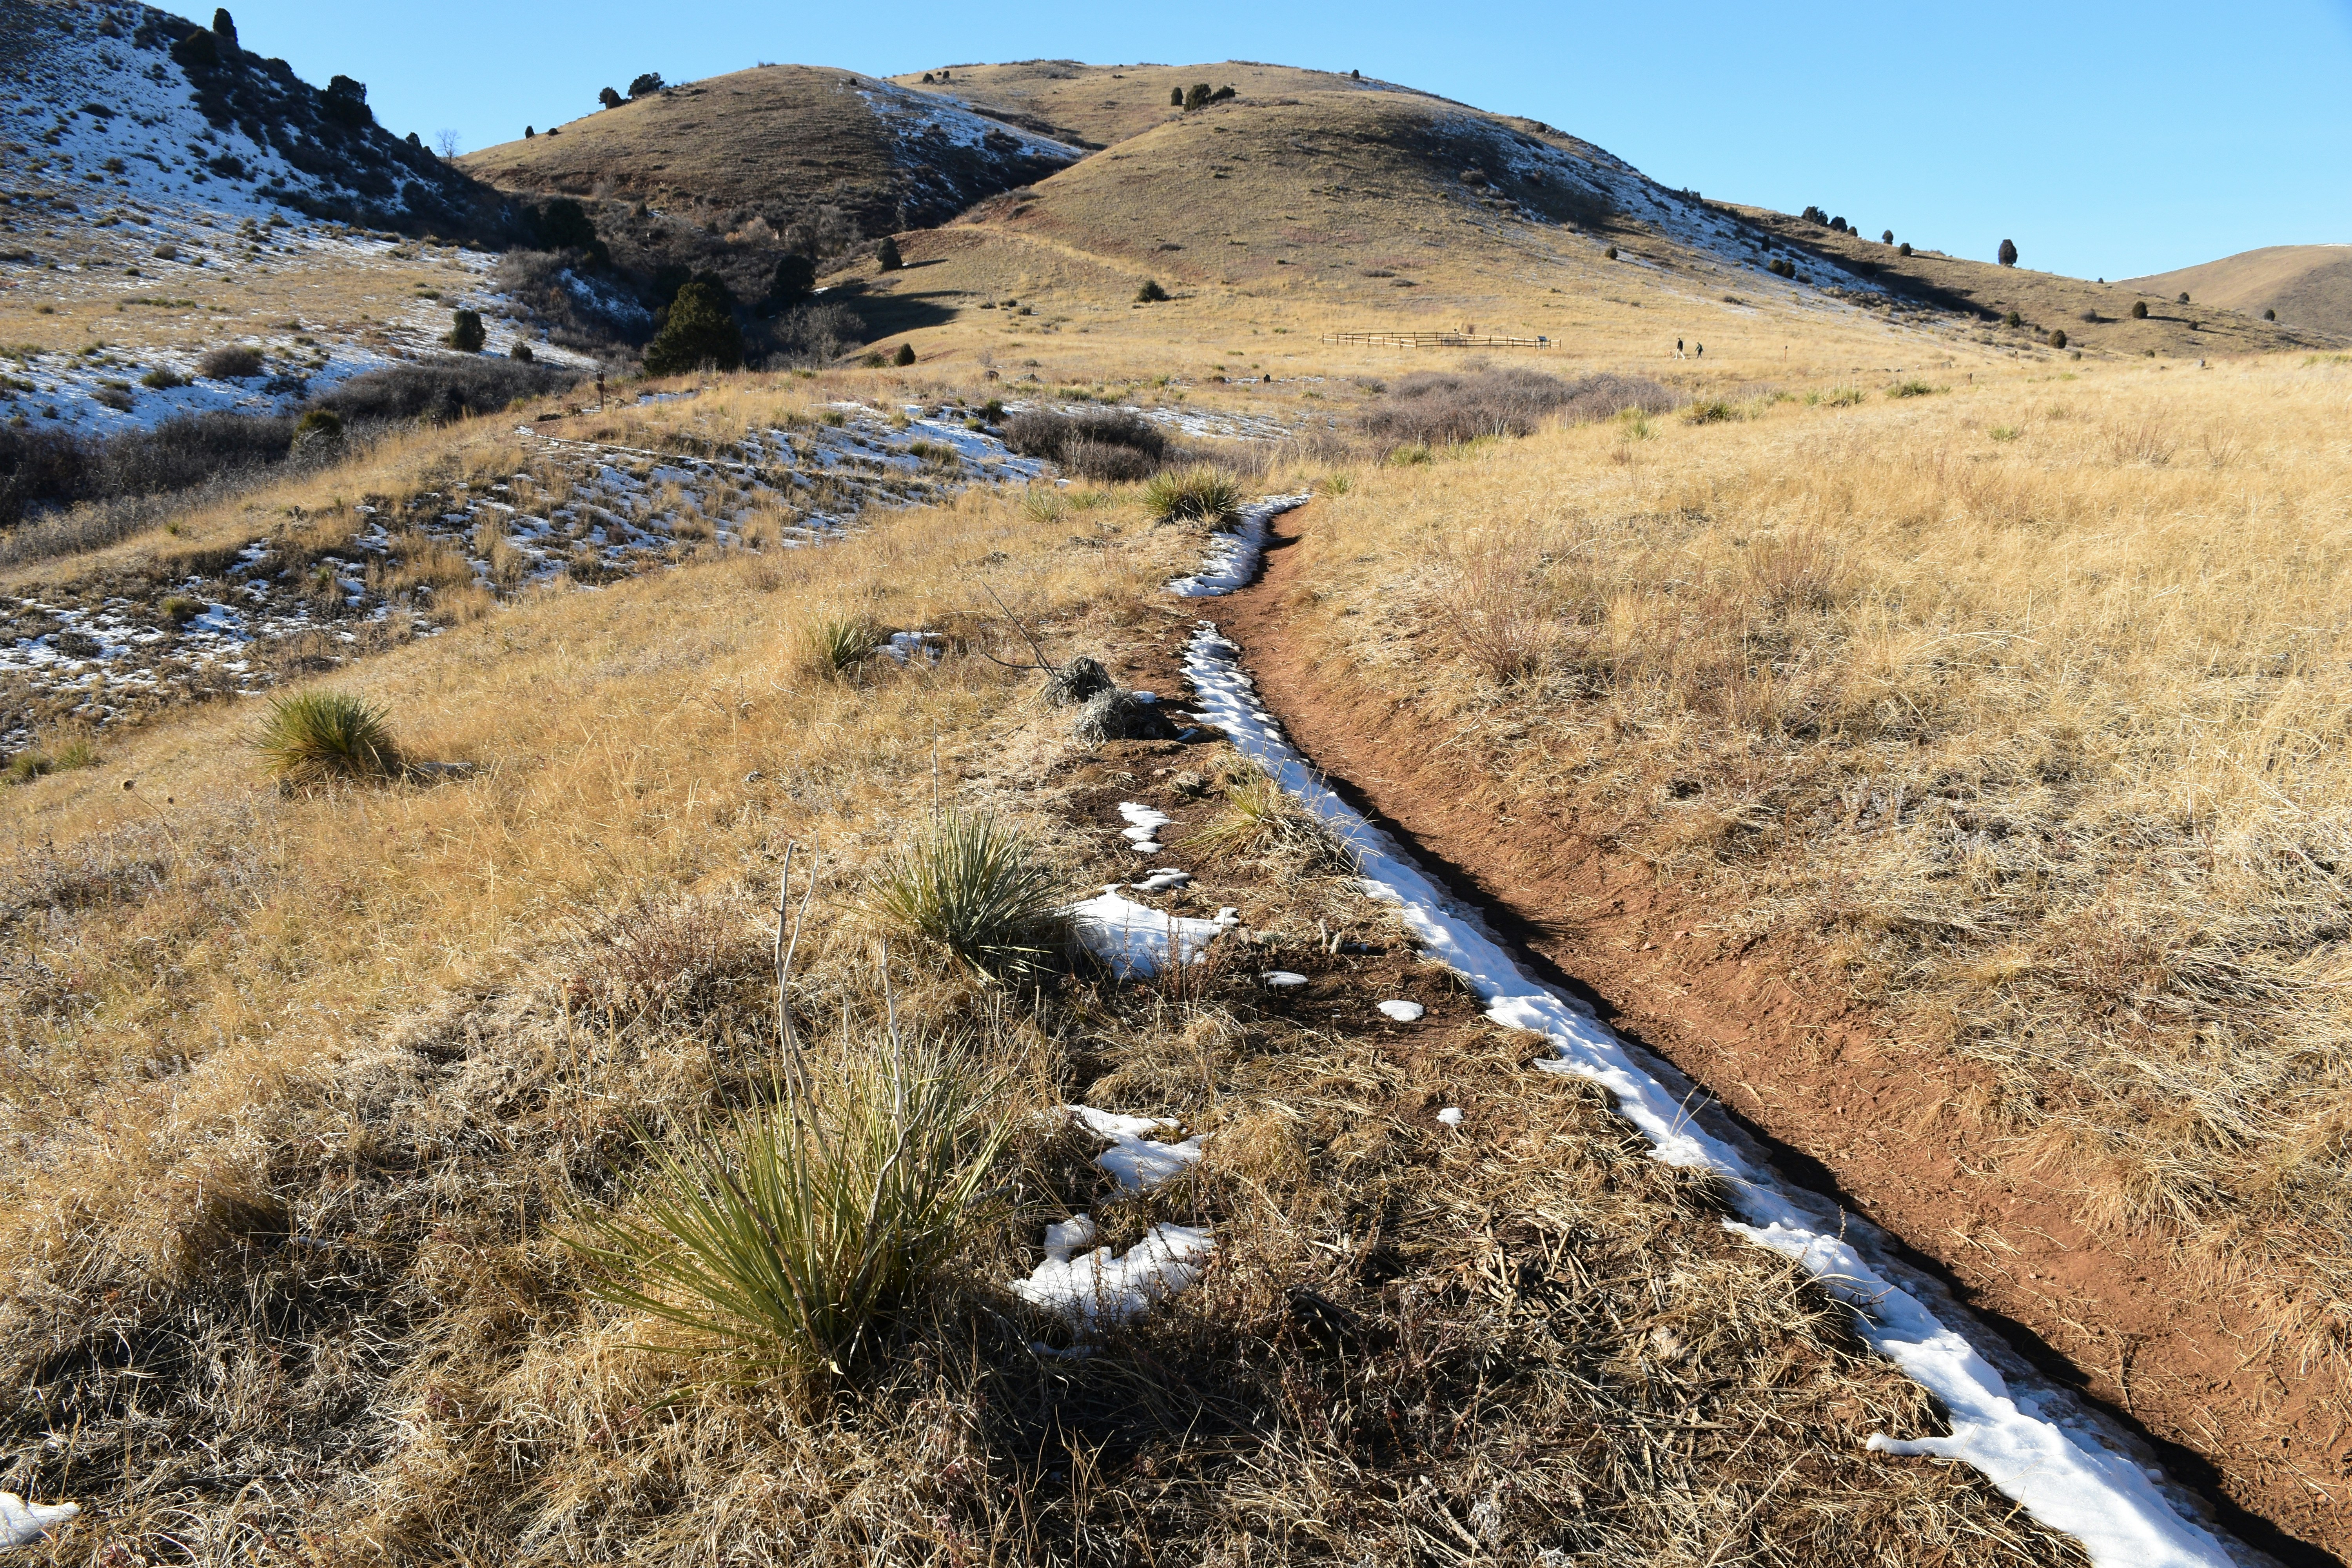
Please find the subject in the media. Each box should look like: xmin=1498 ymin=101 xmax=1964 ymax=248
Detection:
xmin=4 ymin=46 xmax=2348 ymax=1568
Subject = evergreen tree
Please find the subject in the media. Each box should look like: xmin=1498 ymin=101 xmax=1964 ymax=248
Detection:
xmin=771 ymin=253 xmax=815 ymax=303
xmin=876 ymin=236 xmax=903 ymax=272
xmin=642 ymin=283 xmax=742 ymax=375
xmin=599 ymin=87 xmax=622 ymax=110
xmin=893 ymin=342 xmax=916 ymax=367
xmin=1998 ymin=238 xmax=2018 ymax=267
xmin=447 ymin=309 xmax=485 ymax=353
xmin=211 ymin=8 xmax=237 ymax=48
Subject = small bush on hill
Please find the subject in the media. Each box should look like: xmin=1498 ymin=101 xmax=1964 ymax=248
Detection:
xmin=1360 ymin=368 xmax=1674 ymax=449
xmin=1897 ymin=241 xmax=1913 ymax=256
xmin=2178 ymin=292 xmax=2191 ymax=304
xmin=1136 ymin=279 xmax=1169 ymax=303
xmin=446 ymin=308 xmax=486 ymax=353
xmin=876 ymin=236 xmax=904 ymax=272
xmin=1768 ymin=258 xmax=1795 ymax=278
xmin=1185 ymin=83 xmax=1213 ymax=111
xmin=1603 ymin=245 xmax=1618 ymax=260
xmin=140 ymin=365 xmax=188 ymax=389
xmin=254 ymin=691 xmax=399 ymax=787
xmin=2003 ymin=310 xmax=2022 ymax=328
xmin=197 ymin=344 xmax=263 ymax=380
xmin=2131 ymin=300 xmax=2149 ymax=319
xmin=770 ymin=252 xmax=815 ymax=303
xmin=1888 ymin=379 xmax=1937 ymax=398
xmin=642 ymin=282 xmax=743 ymax=376
xmin=1170 ymin=87 xmax=1183 ymax=106
xmin=1003 ymin=409 xmax=1169 ymax=481
xmin=599 ymin=86 xmax=622 ymax=109
xmin=1998 ymin=238 xmax=2019 ymax=267
xmin=2048 ymin=328 xmax=2069 ymax=349
xmin=797 ymin=612 xmax=882 ymax=679
xmin=1683 ymin=399 xmax=1738 ymax=425
xmin=1143 ymin=466 xmax=1241 ymax=525
xmin=318 ymin=355 xmax=575 ymax=425
xmin=509 ymin=340 xmax=534 ymax=362
xmin=893 ymin=342 xmax=916 ymax=367
xmin=1881 ymin=229 xmax=1894 ymax=243
xmin=2265 ymin=308 xmax=2277 ymax=321
xmin=293 ymin=408 xmax=343 ymax=451
xmin=628 ymin=73 xmax=665 ymax=99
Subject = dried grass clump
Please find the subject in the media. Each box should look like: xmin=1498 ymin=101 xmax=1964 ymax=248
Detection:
xmin=567 ymin=1026 xmax=1011 ymax=1380
xmin=252 ymin=690 xmax=399 ymax=786
xmin=1181 ymin=773 xmax=1359 ymax=875
xmin=1003 ymin=409 xmax=1169 ymax=482
xmin=867 ymin=808 xmax=1068 ymax=973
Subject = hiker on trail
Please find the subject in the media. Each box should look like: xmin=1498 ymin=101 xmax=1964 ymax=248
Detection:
xmin=1695 ymin=343 xmax=1704 ymax=359
xmin=1676 ymin=338 xmax=1685 ymax=359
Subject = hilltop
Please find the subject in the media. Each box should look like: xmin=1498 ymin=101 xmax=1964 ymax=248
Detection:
xmin=2125 ymin=244 xmax=2352 ymax=339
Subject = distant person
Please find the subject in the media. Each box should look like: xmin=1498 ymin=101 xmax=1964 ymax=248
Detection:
xmin=1675 ymin=337 xmax=1685 ymax=359
xmin=1695 ymin=343 xmax=1704 ymax=359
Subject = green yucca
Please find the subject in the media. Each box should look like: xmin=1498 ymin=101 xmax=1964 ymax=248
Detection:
xmin=867 ymin=808 xmax=1067 ymax=973
xmin=797 ymin=612 xmax=882 ymax=680
xmin=568 ymin=1031 xmax=1010 ymax=1379
xmin=254 ymin=690 xmax=399 ymax=785
xmin=1141 ymin=465 xmax=1241 ymax=525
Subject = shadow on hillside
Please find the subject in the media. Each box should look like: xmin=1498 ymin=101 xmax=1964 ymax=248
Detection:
xmin=827 ymin=280 xmax=963 ymax=343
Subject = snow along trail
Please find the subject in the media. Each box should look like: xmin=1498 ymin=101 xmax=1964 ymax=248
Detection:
xmin=1011 ymin=1108 xmax=1214 ymax=1327
xmin=1169 ymin=501 xmax=2245 ymax=1568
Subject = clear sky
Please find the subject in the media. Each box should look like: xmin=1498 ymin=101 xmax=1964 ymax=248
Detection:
xmin=160 ymin=0 xmax=2352 ymax=280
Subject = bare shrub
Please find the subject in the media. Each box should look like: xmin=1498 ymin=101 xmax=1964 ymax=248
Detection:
xmin=195 ymin=344 xmax=264 ymax=380
xmin=566 ymin=898 xmax=762 ymax=1026
xmin=1436 ymin=533 xmax=1564 ymax=684
xmin=318 ymin=355 xmax=577 ymax=426
xmin=770 ymin=300 xmax=865 ymax=365
xmin=1003 ymin=409 xmax=1169 ymax=480
xmin=1361 ymin=368 xmax=1674 ymax=450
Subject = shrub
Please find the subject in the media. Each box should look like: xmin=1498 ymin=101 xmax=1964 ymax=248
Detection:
xmin=254 ymin=691 xmax=399 ymax=786
xmin=508 ymin=339 xmax=534 ymax=362
xmin=2047 ymin=328 xmax=2068 ymax=350
xmin=140 ymin=365 xmax=187 ymax=389
xmin=1897 ymin=241 xmax=1913 ymax=257
xmin=1185 ymin=83 xmax=1212 ymax=111
xmin=628 ymin=72 xmax=665 ymax=99
xmin=1683 ymin=398 xmax=1738 ymax=425
xmin=1880 ymin=229 xmax=1894 ymax=244
xmin=1042 ymin=655 xmax=1114 ymax=707
xmin=293 ymin=408 xmax=343 ymax=450
xmin=876 ymin=236 xmax=903 ymax=272
xmin=566 ymin=1025 xmax=1010 ymax=1379
xmin=771 ymin=252 xmax=815 ymax=303
xmin=318 ymin=355 xmax=574 ymax=425
xmin=2177 ymin=292 xmax=2190 ymax=305
xmin=1829 ymin=216 xmax=1847 ymax=233
xmin=1767 ymin=258 xmax=1795 ymax=278
xmin=599 ymin=86 xmax=622 ymax=110
xmin=321 ymin=74 xmax=370 ymax=128
xmin=1136 ymin=279 xmax=1169 ymax=303
xmin=160 ymin=595 xmax=203 ymax=625
xmin=867 ymin=808 xmax=1067 ymax=973
xmin=2131 ymin=300 xmax=2149 ymax=319
xmin=1003 ymin=408 xmax=1169 ymax=480
xmin=93 ymin=385 xmax=134 ymax=412
xmin=797 ymin=612 xmax=881 ymax=679
xmin=446 ymin=308 xmax=486 ymax=353
xmin=1361 ymin=367 xmax=1673 ymax=448
xmin=1887 ymin=379 xmax=1937 ymax=398
xmin=1171 ymin=87 xmax=1183 ymax=106
xmin=2264 ymin=307 xmax=2277 ymax=321
xmin=893 ymin=342 xmax=916 ymax=367
xmin=771 ymin=300 xmax=865 ymax=365
xmin=2003 ymin=310 xmax=2022 ymax=328
xmin=196 ymin=344 xmax=263 ymax=380
xmin=1142 ymin=465 xmax=1241 ymax=524
xmin=642 ymin=282 xmax=743 ymax=376
xmin=1998 ymin=238 xmax=2018 ymax=267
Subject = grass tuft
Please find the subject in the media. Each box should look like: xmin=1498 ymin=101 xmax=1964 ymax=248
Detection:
xmin=253 ymin=690 xmax=399 ymax=786
xmin=866 ymin=807 xmax=1068 ymax=973
xmin=1180 ymin=773 xmax=1359 ymax=875
xmin=567 ymin=1027 xmax=1010 ymax=1381
xmin=1142 ymin=466 xmax=1241 ymax=526
xmin=797 ymin=612 xmax=882 ymax=679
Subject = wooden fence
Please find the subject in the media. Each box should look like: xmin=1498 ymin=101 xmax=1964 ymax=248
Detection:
xmin=1321 ymin=332 xmax=1558 ymax=349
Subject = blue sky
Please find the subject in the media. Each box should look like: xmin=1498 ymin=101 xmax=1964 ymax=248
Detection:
xmin=166 ymin=0 xmax=2352 ymax=279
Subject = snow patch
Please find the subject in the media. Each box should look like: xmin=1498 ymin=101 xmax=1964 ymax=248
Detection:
xmin=1068 ymin=889 xmax=1239 ymax=979
xmin=1012 ymin=1107 xmax=1213 ymax=1326
xmin=1168 ymin=494 xmax=1313 ymax=597
xmin=0 ymin=1494 xmax=77 ymax=1548
xmin=1378 ymin=1000 xmax=1426 ymax=1022
xmin=1117 ymin=801 xmax=1172 ymax=853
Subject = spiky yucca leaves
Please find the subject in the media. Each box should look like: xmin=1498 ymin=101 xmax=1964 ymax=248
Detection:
xmin=797 ymin=612 xmax=882 ymax=679
xmin=1142 ymin=466 xmax=1241 ymax=525
xmin=867 ymin=808 xmax=1067 ymax=973
xmin=253 ymin=691 xmax=399 ymax=786
xmin=568 ymin=1030 xmax=1011 ymax=1381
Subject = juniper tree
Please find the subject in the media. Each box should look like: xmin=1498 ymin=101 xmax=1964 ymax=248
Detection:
xmin=1998 ymin=238 xmax=2018 ymax=267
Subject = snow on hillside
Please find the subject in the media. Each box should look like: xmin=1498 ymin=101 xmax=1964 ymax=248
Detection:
xmin=853 ymin=77 xmax=1084 ymax=207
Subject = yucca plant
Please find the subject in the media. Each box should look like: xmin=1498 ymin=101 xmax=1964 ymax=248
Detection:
xmin=867 ymin=807 xmax=1067 ymax=973
xmin=568 ymin=1028 xmax=1010 ymax=1380
xmin=1180 ymin=774 xmax=1359 ymax=875
xmin=1142 ymin=465 xmax=1241 ymax=525
xmin=797 ymin=612 xmax=882 ymax=680
xmin=254 ymin=690 xmax=399 ymax=786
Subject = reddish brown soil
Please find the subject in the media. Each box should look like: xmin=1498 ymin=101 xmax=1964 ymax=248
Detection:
xmin=1184 ymin=504 xmax=2350 ymax=1566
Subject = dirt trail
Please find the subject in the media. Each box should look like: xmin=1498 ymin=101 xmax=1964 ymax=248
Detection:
xmin=1204 ymin=505 xmax=2348 ymax=1567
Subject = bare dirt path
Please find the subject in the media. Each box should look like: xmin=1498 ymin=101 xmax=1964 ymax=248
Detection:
xmin=1201 ymin=503 xmax=2348 ymax=1567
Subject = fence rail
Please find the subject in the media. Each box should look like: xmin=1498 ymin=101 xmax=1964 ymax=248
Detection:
xmin=1321 ymin=332 xmax=1557 ymax=349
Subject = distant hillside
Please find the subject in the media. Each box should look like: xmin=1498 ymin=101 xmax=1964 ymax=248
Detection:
xmin=888 ymin=60 xmax=1428 ymax=149
xmin=0 ymin=0 xmax=495 ymax=234
xmin=1717 ymin=205 xmax=2324 ymax=358
xmin=2124 ymin=246 xmax=2352 ymax=340
xmin=460 ymin=67 xmax=1081 ymax=283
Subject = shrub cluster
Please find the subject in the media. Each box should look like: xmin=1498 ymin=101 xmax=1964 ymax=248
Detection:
xmin=0 ymin=412 xmax=309 ymax=526
xmin=1359 ymin=368 xmax=1675 ymax=450
xmin=641 ymin=282 xmax=744 ymax=376
xmin=1002 ymin=409 xmax=1170 ymax=482
xmin=196 ymin=344 xmax=264 ymax=380
xmin=318 ymin=354 xmax=577 ymax=424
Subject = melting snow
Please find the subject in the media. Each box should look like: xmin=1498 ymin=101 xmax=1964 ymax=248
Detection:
xmin=1068 ymin=890 xmax=1239 ymax=979
xmin=1378 ymin=1000 xmax=1426 ymax=1022
xmin=1013 ymin=1107 xmax=1213 ymax=1327
xmin=1174 ymin=535 xmax=2239 ymax=1568
xmin=0 ymin=1494 xmax=76 ymax=1548
xmin=1117 ymin=800 xmax=1172 ymax=853
xmin=1167 ymin=494 xmax=1314 ymax=597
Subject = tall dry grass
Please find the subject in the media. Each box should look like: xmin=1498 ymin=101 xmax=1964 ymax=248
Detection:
xmin=1290 ymin=353 xmax=2352 ymax=1365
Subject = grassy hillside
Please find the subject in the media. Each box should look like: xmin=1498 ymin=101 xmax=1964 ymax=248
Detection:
xmin=888 ymin=59 xmax=1424 ymax=148
xmin=2126 ymin=244 xmax=2352 ymax=339
xmin=461 ymin=67 xmax=1078 ymax=270
xmin=1722 ymin=203 xmax=2324 ymax=358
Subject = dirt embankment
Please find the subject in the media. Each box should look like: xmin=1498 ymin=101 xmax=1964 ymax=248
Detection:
xmin=1206 ymin=504 xmax=2350 ymax=1568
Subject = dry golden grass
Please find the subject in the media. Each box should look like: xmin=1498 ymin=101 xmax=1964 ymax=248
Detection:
xmin=0 ymin=369 xmax=2085 ymax=1563
xmin=1281 ymin=350 xmax=2352 ymax=1370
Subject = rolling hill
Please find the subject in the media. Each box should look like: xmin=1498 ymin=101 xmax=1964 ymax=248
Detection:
xmin=2124 ymin=244 xmax=2352 ymax=340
